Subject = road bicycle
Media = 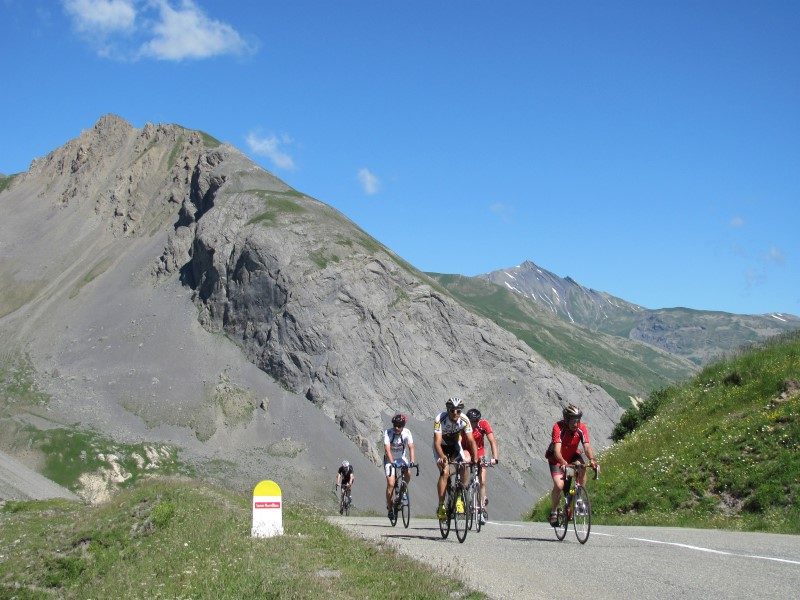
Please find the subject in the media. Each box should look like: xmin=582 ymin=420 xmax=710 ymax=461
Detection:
xmin=466 ymin=459 xmax=494 ymax=532
xmin=337 ymin=483 xmax=352 ymax=516
xmin=438 ymin=460 xmax=472 ymax=543
xmin=552 ymin=462 xmax=599 ymax=544
xmin=387 ymin=462 xmax=419 ymax=528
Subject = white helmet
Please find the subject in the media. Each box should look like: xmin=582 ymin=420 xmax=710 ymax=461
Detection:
xmin=446 ymin=396 xmax=464 ymax=410
xmin=341 ymin=460 xmax=350 ymax=468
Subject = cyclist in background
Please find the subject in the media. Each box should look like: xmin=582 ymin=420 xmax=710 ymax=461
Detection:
xmin=462 ymin=408 xmax=499 ymax=524
xmin=335 ymin=460 xmax=355 ymax=506
xmin=434 ymin=397 xmax=478 ymax=519
xmin=383 ymin=413 xmax=416 ymax=520
xmin=546 ymin=404 xmax=597 ymax=526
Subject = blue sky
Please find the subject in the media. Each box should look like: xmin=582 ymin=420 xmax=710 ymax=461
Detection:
xmin=2 ymin=1 xmax=798 ymax=316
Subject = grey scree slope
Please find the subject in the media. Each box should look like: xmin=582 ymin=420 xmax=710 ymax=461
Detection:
xmin=0 ymin=115 xmax=621 ymax=517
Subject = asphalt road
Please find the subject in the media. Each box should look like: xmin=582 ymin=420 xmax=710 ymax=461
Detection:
xmin=329 ymin=516 xmax=800 ymax=600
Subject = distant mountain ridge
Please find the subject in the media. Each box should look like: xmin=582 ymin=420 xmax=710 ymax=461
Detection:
xmin=481 ymin=260 xmax=800 ymax=365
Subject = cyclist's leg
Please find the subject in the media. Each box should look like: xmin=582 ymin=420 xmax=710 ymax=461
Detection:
xmin=549 ymin=462 xmax=564 ymax=519
xmin=384 ymin=462 xmax=396 ymax=510
xmin=574 ymin=455 xmax=587 ymax=486
xmin=437 ymin=459 xmax=448 ymax=504
xmin=459 ymin=448 xmax=470 ymax=487
xmin=479 ymin=463 xmax=489 ymax=508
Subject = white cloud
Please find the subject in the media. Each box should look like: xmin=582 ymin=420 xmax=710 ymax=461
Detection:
xmin=357 ymin=168 xmax=380 ymax=195
xmin=63 ymin=0 xmax=253 ymax=61
xmin=140 ymin=0 xmax=249 ymax=61
xmin=765 ymin=245 xmax=786 ymax=265
xmin=730 ymin=216 xmax=745 ymax=228
xmin=489 ymin=202 xmax=514 ymax=222
xmin=245 ymin=132 xmax=296 ymax=170
xmin=64 ymin=0 xmax=136 ymax=32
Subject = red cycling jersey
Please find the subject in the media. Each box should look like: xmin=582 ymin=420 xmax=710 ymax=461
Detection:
xmin=460 ymin=418 xmax=493 ymax=458
xmin=548 ymin=420 xmax=590 ymax=464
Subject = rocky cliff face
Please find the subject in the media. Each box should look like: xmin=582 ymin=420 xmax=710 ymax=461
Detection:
xmin=152 ymin=135 xmax=622 ymax=477
xmin=2 ymin=116 xmax=622 ymax=509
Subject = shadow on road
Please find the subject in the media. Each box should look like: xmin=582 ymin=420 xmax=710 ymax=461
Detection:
xmin=498 ymin=536 xmax=562 ymax=543
xmin=382 ymin=533 xmax=445 ymax=542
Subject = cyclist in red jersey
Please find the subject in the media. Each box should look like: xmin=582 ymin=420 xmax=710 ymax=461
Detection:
xmin=546 ymin=404 xmax=597 ymax=526
xmin=461 ymin=408 xmax=499 ymax=524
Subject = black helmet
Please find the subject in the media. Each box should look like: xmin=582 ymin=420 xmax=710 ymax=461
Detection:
xmin=466 ymin=408 xmax=481 ymax=423
xmin=445 ymin=397 xmax=464 ymax=410
xmin=563 ymin=404 xmax=583 ymax=420
xmin=391 ymin=413 xmax=407 ymax=426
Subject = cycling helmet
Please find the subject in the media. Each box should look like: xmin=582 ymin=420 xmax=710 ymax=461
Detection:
xmin=466 ymin=408 xmax=481 ymax=423
xmin=563 ymin=404 xmax=583 ymax=420
xmin=445 ymin=396 xmax=464 ymax=410
xmin=341 ymin=460 xmax=350 ymax=468
xmin=391 ymin=413 xmax=407 ymax=426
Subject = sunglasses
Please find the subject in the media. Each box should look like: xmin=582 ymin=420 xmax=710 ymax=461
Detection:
xmin=449 ymin=408 xmax=462 ymax=414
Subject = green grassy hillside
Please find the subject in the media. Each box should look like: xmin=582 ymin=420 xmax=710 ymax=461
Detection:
xmin=429 ymin=273 xmax=697 ymax=406
xmin=531 ymin=331 xmax=800 ymax=532
xmin=1 ymin=479 xmax=483 ymax=599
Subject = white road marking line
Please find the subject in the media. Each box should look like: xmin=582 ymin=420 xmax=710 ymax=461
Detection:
xmin=489 ymin=523 xmax=799 ymax=566
xmin=628 ymin=537 xmax=800 ymax=566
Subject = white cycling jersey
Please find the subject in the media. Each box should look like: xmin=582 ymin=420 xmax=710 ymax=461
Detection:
xmin=383 ymin=427 xmax=413 ymax=463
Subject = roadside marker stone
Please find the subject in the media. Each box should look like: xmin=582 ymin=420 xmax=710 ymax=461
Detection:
xmin=251 ymin=480 xmax=283 ymax=537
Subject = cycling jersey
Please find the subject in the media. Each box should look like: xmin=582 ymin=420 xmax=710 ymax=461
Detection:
xmin=383 ymin=427 xmax=414 ymax=463
xmin=547 ymin=420 xmax=590 ymax=464
xmin=433 ymin=411 xmax=472 ymax=446
xmin=460 ymin=418 xmax=493 ymax=458
xmin=337 ymin=464 xmax=354 ymax=484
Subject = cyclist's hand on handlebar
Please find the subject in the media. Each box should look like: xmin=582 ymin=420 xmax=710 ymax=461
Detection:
xmin=490 ymin=458 xmax=498 ymax=466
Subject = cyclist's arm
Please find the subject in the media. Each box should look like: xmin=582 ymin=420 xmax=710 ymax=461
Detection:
xmin=584 ymin=441 xmax=597 ymax=468
xmin=383 ymin=441 xmax=393 ymax=462
xmin=408 ymin=440 xmax=416 ymax=465
xmin=487 ymin=431 xmax=499 ymax=463
xmin=433 ymin=432 xmax=446 ymax=462
xmin=553 ymin=442 xmax=568 ymax=467
xmin=349 ymin=474 xmax=355 ymax=487
xmin=467 ymin=434 xmax=478 ymax=463
xmin=335 ymin=472 xmax=342 ymax=487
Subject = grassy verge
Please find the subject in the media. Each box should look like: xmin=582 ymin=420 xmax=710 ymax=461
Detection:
xmin=0 ymin=479 xmax=483 ymax=599
xmin=529 ymin=331 xmax=800 ymax=533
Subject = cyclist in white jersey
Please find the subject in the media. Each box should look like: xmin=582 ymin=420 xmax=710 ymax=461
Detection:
xmin=433 ymin=397 xmax=478 ymax=519
xmin=383 ymin=413 xmax=416 ymax=519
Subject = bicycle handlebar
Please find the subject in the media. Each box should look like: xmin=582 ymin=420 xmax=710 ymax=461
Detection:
xmin=564 ymin=462 xmax=600 ymax=480
xmin=388 ymin=462 xmax=420 ymax=477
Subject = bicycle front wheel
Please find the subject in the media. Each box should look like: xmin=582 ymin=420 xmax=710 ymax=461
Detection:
xmin=401 ymin=488 xmax=411 ymax=528
xmin=554 ymin=504 xmax=568 ymax=541
xmin=573 ymin=486 xmax=591 ymax=544
xmin=389 ymin=492 xmax=399 ymax=527
xmin=439 ymin=488 xmax=451 ymax=539
xmin=473 ymin=486 xmax=482 ymax=533
xmin=453 ymin=488 xmax=468 ymax=543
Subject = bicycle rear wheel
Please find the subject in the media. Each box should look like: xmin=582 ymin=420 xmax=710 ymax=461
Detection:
xmin=573 ymin=486 xmax=591 ymax=544
xmin=472 ymin=485 xmax=482 ymax=532
xmin=453 ymin=488 xmax=468 ymax=543
xmin=439 ymin=487 xmax=451 ymax=539
xmin=465 ymin=485 xmax=474 ymax=531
